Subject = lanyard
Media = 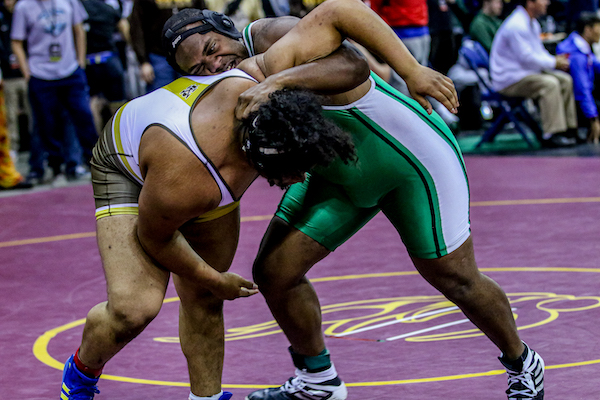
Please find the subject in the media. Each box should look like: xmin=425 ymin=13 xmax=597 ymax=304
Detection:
xmin=37 ymin=0 xmax=59 ymax=37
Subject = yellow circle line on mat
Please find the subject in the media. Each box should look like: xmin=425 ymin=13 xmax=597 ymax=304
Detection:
xmin=4 ymin=196 xmax=600 ymax=248
xmin=33 ymin=267 xmax=600 ymax=389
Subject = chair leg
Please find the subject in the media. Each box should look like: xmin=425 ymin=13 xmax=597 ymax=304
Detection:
xmin=476 ymin=112 xmax=508 ymax=148
xmin=516 ymin=106 xmax=543 ymax=142
xmin=505 ymin=107 xmax=534 ymax=148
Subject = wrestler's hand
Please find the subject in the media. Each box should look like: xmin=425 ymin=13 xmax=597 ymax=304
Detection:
xmin=235 ymin=77 xmax=282 ymax=120
xmin=211 ymin=272 xmax=259 ymax=300
xmin=403 ymin=64 xmax=459 ymax=115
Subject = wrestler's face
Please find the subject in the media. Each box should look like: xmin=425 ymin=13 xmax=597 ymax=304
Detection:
xmin=175 ymin=31 xmax=249 ymax=75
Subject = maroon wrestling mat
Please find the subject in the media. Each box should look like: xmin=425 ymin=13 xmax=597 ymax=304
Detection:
xmin=1 ymin=156 xmax=599 ymax=399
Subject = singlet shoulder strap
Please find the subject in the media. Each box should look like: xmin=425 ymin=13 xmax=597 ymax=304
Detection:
xmin=242 ymin=21 xmax=258 ymax=57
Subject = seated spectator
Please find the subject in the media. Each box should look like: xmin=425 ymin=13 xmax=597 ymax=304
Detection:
xmin=490 ymin=0 xmax=578 ymax=147
xmin=556 ymin=12 xmax=600 ymax=144
xmin=469 ymin=0 xmax=503 ymax=53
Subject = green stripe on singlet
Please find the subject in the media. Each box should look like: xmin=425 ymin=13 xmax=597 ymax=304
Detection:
xmin=242 ymin=24 xmax=255 ymax=56
xmin=347 ymin=107 xmax=446 ymax=258
xmin=370 ymin=74 xmax=471 ymax=222
xmin=371 ymin=74 xmax=469 ymax=185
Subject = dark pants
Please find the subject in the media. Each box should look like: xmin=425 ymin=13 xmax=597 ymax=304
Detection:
xmin=28 ymin=67 xmax=98 ymax=175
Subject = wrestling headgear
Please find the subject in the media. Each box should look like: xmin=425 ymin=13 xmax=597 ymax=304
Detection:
xmin=162 ymin=9 xmax=242 ymax=73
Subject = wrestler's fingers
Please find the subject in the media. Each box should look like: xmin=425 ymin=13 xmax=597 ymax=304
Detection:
xmin=441 ymin=76 xmax=460 ymax=112
xmin=239 ymin=286 xmax=260 ymax=297
xmin=431 ymin=83 xmax=459 ymax=114
xmin=413 ymin=94 xmax=433 ymax=115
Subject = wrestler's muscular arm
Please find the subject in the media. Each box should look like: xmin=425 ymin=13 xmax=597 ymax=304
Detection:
xmin=136 ymin=128 xmax=258 ymax=301
xmin=249 ymin=16 xmax=370 ymax=94
xmin=240 ymin=0 xmax=458 ymax=116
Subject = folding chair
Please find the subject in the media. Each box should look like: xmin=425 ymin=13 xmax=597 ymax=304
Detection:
xmin=458 ymin=38 xmax=542 ymax=148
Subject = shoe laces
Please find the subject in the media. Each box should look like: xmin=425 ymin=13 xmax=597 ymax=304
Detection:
xmin=283 ymin=376 xmax=337 ymax=400
xmin=505 ymin=355 xmax=543 ymax=398
xmin=506 ymin=369 xmax=537 ymax=397
xmin=68 ymin=385 xmax=100 ymax=399
xmin=284 ymin=377 xmax=307 ymax=393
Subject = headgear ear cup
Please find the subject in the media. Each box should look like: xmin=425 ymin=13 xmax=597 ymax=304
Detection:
xmin=162 ymin=9 xmax=242 ymax=74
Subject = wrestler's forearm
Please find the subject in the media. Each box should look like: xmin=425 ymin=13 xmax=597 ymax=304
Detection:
xmin=260 ymin=45 xmax=370 ymax=94
xmin=138 ymin=227 xmax=221 ymax=287
xmin=262 ymin=0 xmax=420 ymax=80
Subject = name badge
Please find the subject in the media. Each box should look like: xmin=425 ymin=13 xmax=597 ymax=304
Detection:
xmin=49 ymin=43 xmax=62 ymax=62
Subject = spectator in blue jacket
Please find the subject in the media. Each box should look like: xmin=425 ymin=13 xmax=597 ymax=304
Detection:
xmin=557 ymin=12 xmax=600 ymax=144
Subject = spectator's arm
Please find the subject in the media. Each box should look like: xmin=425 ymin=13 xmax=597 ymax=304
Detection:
xmin=118 ymin=18 xmax=131 ymax=44
xmin=592 ymin=55 xmax=600 ymax=75
xmin=10 ymin=40 xmax=29 ymax=80
xmin=570 ymin=54 xmax=598 ymax=119
xmin=129 ymin=0 xmax=147 ymax=64
xmin=73 ymin=23 xmax=87 ymax=68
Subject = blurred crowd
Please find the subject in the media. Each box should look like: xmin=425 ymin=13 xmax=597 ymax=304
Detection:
xmin=0 ymin=0 xmax=599 ymax=190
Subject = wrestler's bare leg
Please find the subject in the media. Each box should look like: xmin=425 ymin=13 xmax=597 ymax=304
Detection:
xmin=174 ymin=208 xmax=241 ymax=396
xmin=78 ymin=215 xmax=170 ymax=368
xmin=254 ymin=219 xmax=524 ymax=360
xmin=253 ymin=216 xmax=330 ymax=357
xmin=411 ymin=236 xmax=524 ymax=360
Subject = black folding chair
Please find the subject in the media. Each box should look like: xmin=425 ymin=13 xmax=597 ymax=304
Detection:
xmin=459 ymin=38 xmax=542 ymax=148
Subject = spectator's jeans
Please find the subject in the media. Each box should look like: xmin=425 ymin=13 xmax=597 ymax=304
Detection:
xmin=146 ymin=53 xmax=180 ymax=93
xmin=28 ymin=67 xmax=98 ymax=175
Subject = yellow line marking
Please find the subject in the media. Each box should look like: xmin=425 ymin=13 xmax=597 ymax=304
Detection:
xmin=0 ymin=232 xmax=97 ymax=248
xmin=33 ymin=268 xmax=600 ymax=388
xmin=3 ymin=196 xmax=600 ymax=248
xmin=0 ymin=215 xmax=273 ymax=248
xmin=470 ymin=197 xmax=600 ymax=206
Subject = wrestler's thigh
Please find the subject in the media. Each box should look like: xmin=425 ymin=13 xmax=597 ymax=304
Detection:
xmin=96 ymin=215 xmax=170 ymax=307
xmin=254 ymin=216 xmax=331 ymax=286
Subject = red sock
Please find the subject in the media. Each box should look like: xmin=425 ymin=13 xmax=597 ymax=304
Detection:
xmin=74 ymin=348 xmax=103 ymax=378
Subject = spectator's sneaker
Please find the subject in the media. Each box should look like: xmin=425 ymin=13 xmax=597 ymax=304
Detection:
xmin=500 ymin=343 xmax=544 ymax=400
xmin=60 ymin=354 xmax=100 ymax=400
xmin=66 ymin=165 xmax=91 ymax=182
xmin=25 ymin=171 xmax=44 ymax=186
xmin=246 ymin=376 xmax=347 ymax=400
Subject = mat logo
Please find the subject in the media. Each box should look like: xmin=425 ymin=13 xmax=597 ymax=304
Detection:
xmin=152 ymin=293 xmax=600 ymax=343
xmin=180 ymin=84 xmax=199 ymax=99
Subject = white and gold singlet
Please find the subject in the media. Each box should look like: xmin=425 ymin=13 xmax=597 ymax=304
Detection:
xmin=92 ymin=69 xmax=257 ymax=221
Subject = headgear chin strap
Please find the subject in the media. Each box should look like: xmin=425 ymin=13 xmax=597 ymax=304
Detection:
xmin=162 ymin=9 xmax=242 ymax=73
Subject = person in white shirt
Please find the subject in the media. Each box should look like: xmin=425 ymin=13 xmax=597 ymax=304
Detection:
xmin=490 ymin=0 xmax=578 ymax=147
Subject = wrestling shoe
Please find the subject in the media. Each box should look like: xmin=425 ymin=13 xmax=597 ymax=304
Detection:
xmin=246 ymin=375 xmax=347 ymax=400
xmin=60 ymin=355 xmax=100 ymax=400
xmin=500 ymin=343 xmax=544 ymax=400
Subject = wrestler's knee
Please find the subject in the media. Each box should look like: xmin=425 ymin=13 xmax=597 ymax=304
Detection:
xmin=252 ymin=254 xmax=305 ymax=294
xmin=107 ymin=292 xmax=163 ymax=335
